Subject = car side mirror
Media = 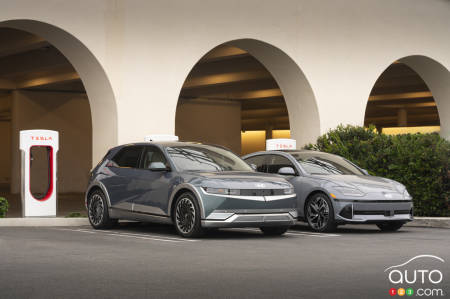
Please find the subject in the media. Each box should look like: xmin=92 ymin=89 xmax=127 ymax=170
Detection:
xmin=361 ymin=169 xmax=369 ymax=175
xmin=278 ymin=167 xmax=295 ymax=176
xmin=249 ymin=163 xmax=257 ymax=171
xmin=149 ymin=162 xmax=169 ymax=171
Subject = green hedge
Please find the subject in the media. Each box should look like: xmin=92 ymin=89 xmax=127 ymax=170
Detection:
xmin=305 ymin=125 xmax=450 ymax=217
xmin=0 ymin=197 xmax=8 ymax=218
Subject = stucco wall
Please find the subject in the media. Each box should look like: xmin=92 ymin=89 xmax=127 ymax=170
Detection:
xmin=0 ymin=0 xmax=448 ymax=161
xmin=10 ymin=90 xmax=92 ymax=193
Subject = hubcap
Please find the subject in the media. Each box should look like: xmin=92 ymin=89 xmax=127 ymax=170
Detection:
xmin=175 ymin=197 xmax=195 ymax=234
xmin=89 ymin=194 xmax=104 ymax=226
xmin=307 ymin=196 xmax=329 ymax=230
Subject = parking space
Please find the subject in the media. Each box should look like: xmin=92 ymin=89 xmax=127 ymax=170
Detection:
xmin=1 ymin=224 xmax=449 ymax=298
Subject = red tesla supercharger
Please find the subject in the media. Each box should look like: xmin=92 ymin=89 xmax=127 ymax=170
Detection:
xmin=19 ymin=130 xmax=59 ymax=217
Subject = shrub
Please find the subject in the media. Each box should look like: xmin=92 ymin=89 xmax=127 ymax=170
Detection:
xmin=305 ymin=125 xmax=450 ymax=216
xmin=65 ymin=212 xmax=86 ymax=218
xmin=0 ymin=197 xmax=8 ymax=218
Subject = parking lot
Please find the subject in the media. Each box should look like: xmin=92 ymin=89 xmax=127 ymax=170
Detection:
xmin=1 ymin=223 xmax=449 ymax=299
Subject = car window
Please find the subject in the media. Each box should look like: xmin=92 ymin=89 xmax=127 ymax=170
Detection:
xmin=267 ymin=155 xmax=296 ymax=174
xmin=290 ymin=152 xmax=363 ymax=175
xmin=111 ymin=146 xmax=143 ymax=168
xmin=244 ymin=155 xmax=267 ymax=173
xmin=141 ymin=146 xmax=168 ymax=169
xmin=166 ymin=145 xmax=253 ymax=172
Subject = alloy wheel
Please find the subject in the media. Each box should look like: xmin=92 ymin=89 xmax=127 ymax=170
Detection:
xmin=307 ymin=195 xmax=330 ymax=230
xmin=175 ymin=197 xmax=196 ymax=234
xmin=89 ymin=194 xmax=104 ymax=226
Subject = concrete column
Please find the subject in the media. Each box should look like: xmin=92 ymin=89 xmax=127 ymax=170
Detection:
xmin=397 ymin=108 xmax=408 ymax=127
xmin=265 ymin=124 xmax=273 ymax=140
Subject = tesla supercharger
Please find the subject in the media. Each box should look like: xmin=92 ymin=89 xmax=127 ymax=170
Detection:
xmin=20 ymin=130 xmax=59 ymax=217
xmin=266 ymin=138 xmax=296 ymax=151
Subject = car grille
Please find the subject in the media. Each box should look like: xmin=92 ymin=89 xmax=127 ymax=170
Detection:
xmin=239 ymin=189 xmax=285 ymax=196
xmin=354 ymin=210 xmax=411 ymax=215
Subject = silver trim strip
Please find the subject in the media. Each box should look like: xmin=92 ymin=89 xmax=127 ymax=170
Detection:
xmin=264 ymin=194 xmax=297 ymax=201
xmin=200 ymin=188 xmax=296 ymax=201
xmin=168 ymin=183 xmax=206 ymax=219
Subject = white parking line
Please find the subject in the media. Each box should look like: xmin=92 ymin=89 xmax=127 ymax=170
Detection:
xmin=287 ymin=231 xmax=341 ymax=237
xmin=105 ymin=229 xmax=198 ymax=242
xmin=232 ymin=228 xmax=340 ymax=238
xmin=55 ymin=228 xmax=196 ymax=243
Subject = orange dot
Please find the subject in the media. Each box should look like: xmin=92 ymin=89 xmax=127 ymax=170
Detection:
xmin=398 ymin=288 xmax=405 ymax=296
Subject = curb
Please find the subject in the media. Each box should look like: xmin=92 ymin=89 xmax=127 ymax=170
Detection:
xmin=0 ymin=217 xmax=89 ymax=227
xmin=405 ymin=217 xmax=450 ymax=229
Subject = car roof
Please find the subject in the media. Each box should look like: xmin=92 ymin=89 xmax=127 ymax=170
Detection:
xmin=243 ymin=149 xmax=317 ymax=156
xmin=111 ymin=141 xmax=232 ymax=151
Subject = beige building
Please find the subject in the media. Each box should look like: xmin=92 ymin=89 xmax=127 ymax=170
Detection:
xmin=0 ymin=0 xmax=449 ymax=197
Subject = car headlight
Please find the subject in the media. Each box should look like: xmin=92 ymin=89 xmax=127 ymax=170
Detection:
xmin=334 ymin=186 xmax=365 ymax=197
xmin=403 ymin=189 xmax=412 ymax=200
xmin=284 ymin=187 xmax=295 ymax=195
xmin=204 ymin=187 xmax=240 ymax=196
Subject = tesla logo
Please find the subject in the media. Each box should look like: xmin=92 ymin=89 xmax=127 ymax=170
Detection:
xmin=274 ymin=144 xmax=294 ymax=149
xmin=31 ymin=136 xmax=53 ymax=141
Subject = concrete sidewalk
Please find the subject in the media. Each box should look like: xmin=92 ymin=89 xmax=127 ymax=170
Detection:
xmin=1 ymin=216 xmax=449 ymax=228
xmin=0 ymin=217 xmax=89 ymax=226
xmin=405 ymin=217 xmax=450 ymax=229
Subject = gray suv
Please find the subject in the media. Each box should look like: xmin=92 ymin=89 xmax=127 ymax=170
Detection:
xmin=85 ymin=142 xmax=297 ymax=237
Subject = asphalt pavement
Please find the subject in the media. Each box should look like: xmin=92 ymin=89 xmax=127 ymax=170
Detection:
xmin=1 ymin=223 xmax=449 ymax=299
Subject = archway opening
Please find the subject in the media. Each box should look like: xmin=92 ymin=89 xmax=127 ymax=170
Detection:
xmin=0 ymin=21 xmax=117 ymax=217
xmin=175 ymin=39 xmax=319 ymax=155
xmin=364 ymin=58 xmax=447 ymax=135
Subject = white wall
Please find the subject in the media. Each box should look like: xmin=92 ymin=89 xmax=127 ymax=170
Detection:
xmin=0 ymin=0 xmax=449 ymax=155
xmin=10 ymin=90 xmax=92 ymax=193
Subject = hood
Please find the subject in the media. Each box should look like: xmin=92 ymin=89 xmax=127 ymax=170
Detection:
xmin=314 ymin=174 xmax=406 ymax=194
xmin=186 ymin=171 xmax=292 ymax=189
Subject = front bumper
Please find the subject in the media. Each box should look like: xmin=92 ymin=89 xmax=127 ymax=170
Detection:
xmin=198 ymin=187 xmax=297 ymax=227
xmin=334 ymin=199 xmax=414 ymax=223
xmin=202 ymin=210 xmax=298 ymax=228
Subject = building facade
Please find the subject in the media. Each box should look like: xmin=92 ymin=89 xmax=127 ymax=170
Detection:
xmin=0 ymin=0 xmax=449 ymax=194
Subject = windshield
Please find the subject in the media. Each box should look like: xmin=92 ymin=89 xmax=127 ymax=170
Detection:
xmin=166 ymin=145 xmax=253 ymax=172
xmin=290 ymin=152 xmax=363 ymax=175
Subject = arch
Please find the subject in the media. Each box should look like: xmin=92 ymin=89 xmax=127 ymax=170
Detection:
xmin=399 ymin=56 xmax=450 ymax=139
xmin=364 ymin=55 xmax=449 ymax=139
xmin=175 ymin=38 xmax=320 ymax=151
xmin=0 ymin=19 xmax=118 ymax=163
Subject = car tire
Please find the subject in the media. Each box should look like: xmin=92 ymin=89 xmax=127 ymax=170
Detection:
xmin=377 ymin=222 xmax=404 ymax=232
xmin=87 ymin=190 xmax=117 ymax=229
xmin=174 ymin=192 xmax=205 ymax=238
xmin=305 ymin=193 xmax=337 ymax=232
xmin=260 ymin=226 xmax=289 ymax=236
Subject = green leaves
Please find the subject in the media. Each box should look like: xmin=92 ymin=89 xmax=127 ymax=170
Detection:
xmin=306 ymin=125 xmax=450 ymax=216
xmin=0 ymin=197 xmax=8 ymax=218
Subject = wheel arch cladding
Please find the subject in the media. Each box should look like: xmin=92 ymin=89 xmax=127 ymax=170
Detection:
xmin=86 ymin=186 xmax=103 ymax=207
xmin=170 ymin=188 xmax=196 ymax=220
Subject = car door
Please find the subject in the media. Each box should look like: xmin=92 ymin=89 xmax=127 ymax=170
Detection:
xmin=266 ymin=154 xmax=311 ymax=218
xmin=102 ymin=145 xmax=144 ymax=211
xmin=132 ymin=145 xmax=174 ymax=216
